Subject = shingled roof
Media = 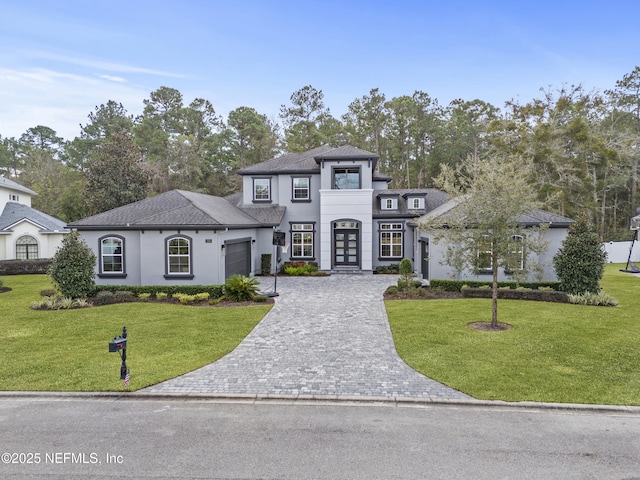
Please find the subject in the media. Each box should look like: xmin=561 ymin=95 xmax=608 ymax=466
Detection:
xmin=236 ymin=145 xmax=382 ymax=175
xmin=69 ymin=190 xmax=284 ymax=230
xmin=372 ymin=189 xmax=450 ymax=218
xmin=0 ymin=176 xmax=37 ymax=196
xmin=0 ymin=202 xmax=67 ymax=233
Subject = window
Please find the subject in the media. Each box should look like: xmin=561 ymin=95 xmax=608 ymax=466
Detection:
xmin=100 ymin=236 xmax=124 ymax=274
xmin=253 ymin=178 xmax=271 ymax=202
xmin=167 ymin=236 xmax=191 ymax=274
xmin=291 ymin=223 xmax=314 ymax=258
xmin=477 ymin=235 xmax=493 ymax=272
xmin=16 ymin=235 xmax=37 ymax=259
xmin=292 ymin=177 xmax=310 ymax=201
xmin=381 ymin=197 xmax=397 ymax=210
xmin=409 ymin=197 xmax=423 ymax=209
xmin=9 ymin=194 xmax=19 ymax=202
xmin=380 ymin=223 xmax=403 ymax=258
xmin=505 ymin=235 xmax=525 ymax=272
xmin=333 ymin=167 xmax=360 ymax=189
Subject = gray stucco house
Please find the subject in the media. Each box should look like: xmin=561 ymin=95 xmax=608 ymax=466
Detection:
xmin=69 ymin=145 xmax=571 ymax=285
xmin=0 ymin=176 xmax=68 ymax=260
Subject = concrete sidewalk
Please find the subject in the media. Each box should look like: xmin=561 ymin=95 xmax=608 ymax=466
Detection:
xmin=142 ymin=274 xmax=472 ymax=400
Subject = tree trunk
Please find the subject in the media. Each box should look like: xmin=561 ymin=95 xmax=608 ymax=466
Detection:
xmin=491 ymin=255 xmax=499 ymax=328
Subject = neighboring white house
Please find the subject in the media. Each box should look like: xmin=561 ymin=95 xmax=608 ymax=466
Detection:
xmin=69 ymin=145 xmax=573 ymax=286
xmin=0 ymin=176 xmax=68 ymax=260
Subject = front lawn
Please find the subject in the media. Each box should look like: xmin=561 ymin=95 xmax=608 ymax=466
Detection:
xmin=386 ymin=264 xmax=640 ymax=405
xmin=0 ymin=275 xmax=271 ymax=391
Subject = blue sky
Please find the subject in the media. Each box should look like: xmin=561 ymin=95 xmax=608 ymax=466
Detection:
xmin=1 ymin=0 xmax=639 ymax=140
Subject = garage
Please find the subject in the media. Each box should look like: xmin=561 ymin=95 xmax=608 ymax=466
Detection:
xmin=224 ymin=238 xmax=252 ymax=279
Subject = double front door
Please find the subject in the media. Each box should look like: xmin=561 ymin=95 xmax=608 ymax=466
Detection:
xmin=333 ymin=221 xmax=359 ymax=267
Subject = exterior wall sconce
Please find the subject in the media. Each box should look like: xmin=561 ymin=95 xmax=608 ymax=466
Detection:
xmin=221 ymin=244 xmax=225 ymax=251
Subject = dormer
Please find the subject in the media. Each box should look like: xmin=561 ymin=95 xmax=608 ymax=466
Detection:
xmin=403 ymin=193 xmax=426 ymax=211
xmin=379 ymin=193 xmax=400 ymax=211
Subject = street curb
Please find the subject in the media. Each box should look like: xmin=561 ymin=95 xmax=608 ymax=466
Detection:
xmin=1 ymin=391 xmax=639 ymax=414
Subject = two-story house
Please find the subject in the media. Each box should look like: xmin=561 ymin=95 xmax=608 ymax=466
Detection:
xmin=70 ymin=145 xmax=570 ymax=286
xmin=0 ymin=176 xmax=68 ymax=261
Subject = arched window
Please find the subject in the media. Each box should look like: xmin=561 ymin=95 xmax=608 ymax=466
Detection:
xmin=166 ymin=236 xmax=192 ymax=275
xmin=16 ymin=235 xmax=38 ymax=259
xmin=100 ymin=236 xmax=124 ymax=274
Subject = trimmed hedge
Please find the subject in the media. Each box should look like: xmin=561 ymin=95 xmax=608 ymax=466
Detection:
xmin=0 ymin=259 xmax=52 ymax=275
xmin=430 ymin=279 xmax=562 ymax=292
xmin=461 ymin=287 xmax=569 ymax=303
xmin=88 ymin=284 xmax=225 ymax=298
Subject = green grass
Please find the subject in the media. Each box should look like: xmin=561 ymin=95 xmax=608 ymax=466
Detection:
xmin=0 ymin=275 xmax=271 ymax=392
xmin=386 ymin=264 xmax=640 ymax=405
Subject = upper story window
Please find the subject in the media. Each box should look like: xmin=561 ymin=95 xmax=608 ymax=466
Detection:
xmin=253 ymin=177 xmax=271 ymax=202
xmin=408 ymin=197 xmax=424 ymax=209
xmin=292 ymin=177 xmax=310 ymax=201
xmin=100 ymin=236 xmax=124 ymax=274
xmin=166 ymin=236 xmax=192 ymax=276
xmin=381 ymin=197 xmax=398 ymax=210
xmin=333 ymin=167 xmax=360 ymax=190
xmin=16 ymin=235 xmax=37 ymax=260
xmin=9 ymin=194 xmax=19 ymax=202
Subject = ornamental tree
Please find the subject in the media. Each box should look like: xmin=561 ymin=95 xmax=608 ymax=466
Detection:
xmin=553 ymin=212 xmax=607 ymax=294
xmin=420 ymin=154 xmax=548 ymax=328
xmin=48 ymin=231 xmax=96 ymax=298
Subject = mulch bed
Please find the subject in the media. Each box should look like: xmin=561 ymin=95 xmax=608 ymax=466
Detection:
xmin=467 ymin=321 xmax=512 ymax=331
xmin=0 ymin=287 xmax=11 ymax=294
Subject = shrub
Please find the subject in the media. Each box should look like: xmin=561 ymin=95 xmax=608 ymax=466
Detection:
xmin=173 ymin=293 xmax=197 ymax=304
xmin=208 ymin=297 xmax=223 ymax=305
xmin=398 ymin=258 xmax=413 ymax=287
xmin=283 ymin=264 xmax=319 ymax=275
xmin=385 ymin=285 xmax=399 ymax=295
xmin=48 ymin=231 xmax=96 ymax=299
xmin=375 ymin=264 xmax=400 ymax=274
xmin=253 ymin=295 xmax=268 ymax=303
xmin=553 ymin=212 xmax=607 ymax=294
xmin=224 ymin=275 xmax=260 ymax=302
xmin=138 ymin=293 xmax=151 ymax=300
xmin=40 ymin=289 xmax=56 ymax=297
xmin=194 ymin=292 xmax=210 ymax=302
xmin=261 ymin=254 xmax=272 ymax=276
xmin=567 ymin=291 xmax=619 ymax=306
xmin=156 ymin=292 xmax=168 ymax=301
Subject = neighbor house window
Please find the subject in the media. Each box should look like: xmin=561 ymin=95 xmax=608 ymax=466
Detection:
xmin=100 ymin=236 xmax=124 ymax=274
xmin=333 ymin=167 xmax=360 ymax=189
xmin=166 ymin=236 xmax=191 ymax=275
xmin=15 ymin=235 xmax=38 ymax=259
xmin=477 ymin=235 xmax=493 ymax=272
xmin=380 ymin=223 xmax=403 ymax=258
xmin=291 ymin=223 xmax=314 ymax=258
xmin=505 ymin=235 xmax=525 ymax=272
xmin=253 ymin=177 xmax=271 ymax=202
xmin=292 ymin=177 xmax=310 ymax=201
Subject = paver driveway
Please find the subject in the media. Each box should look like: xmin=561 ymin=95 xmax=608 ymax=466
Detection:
xmin=143 ymin=274 xmax=471 ymax=400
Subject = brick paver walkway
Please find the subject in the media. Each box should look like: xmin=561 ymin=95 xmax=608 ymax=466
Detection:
xmin=142 ymin=274 xmax=471 ymax=400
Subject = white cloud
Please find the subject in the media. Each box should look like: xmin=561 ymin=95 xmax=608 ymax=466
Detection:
xmin=0 ymin=67 xmax=148 ymax=140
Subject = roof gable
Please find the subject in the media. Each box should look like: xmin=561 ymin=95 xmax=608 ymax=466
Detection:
xmin=0 ymin=202 xmax=67 ymax=232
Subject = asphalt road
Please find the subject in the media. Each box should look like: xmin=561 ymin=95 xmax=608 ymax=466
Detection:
xmin=0 ymin=397 xmax=639 ymax=479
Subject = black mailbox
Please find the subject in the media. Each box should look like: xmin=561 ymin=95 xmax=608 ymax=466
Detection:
xmin=109 ymin=337 xmax=127 ymax=352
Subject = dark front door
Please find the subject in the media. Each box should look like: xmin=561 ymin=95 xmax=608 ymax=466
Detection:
xmin=334 ymin=229 xmax=359 ymax=266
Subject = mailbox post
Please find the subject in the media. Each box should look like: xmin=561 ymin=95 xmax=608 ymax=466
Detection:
xmin=108 ymin=326 xmax=128 ymax=380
